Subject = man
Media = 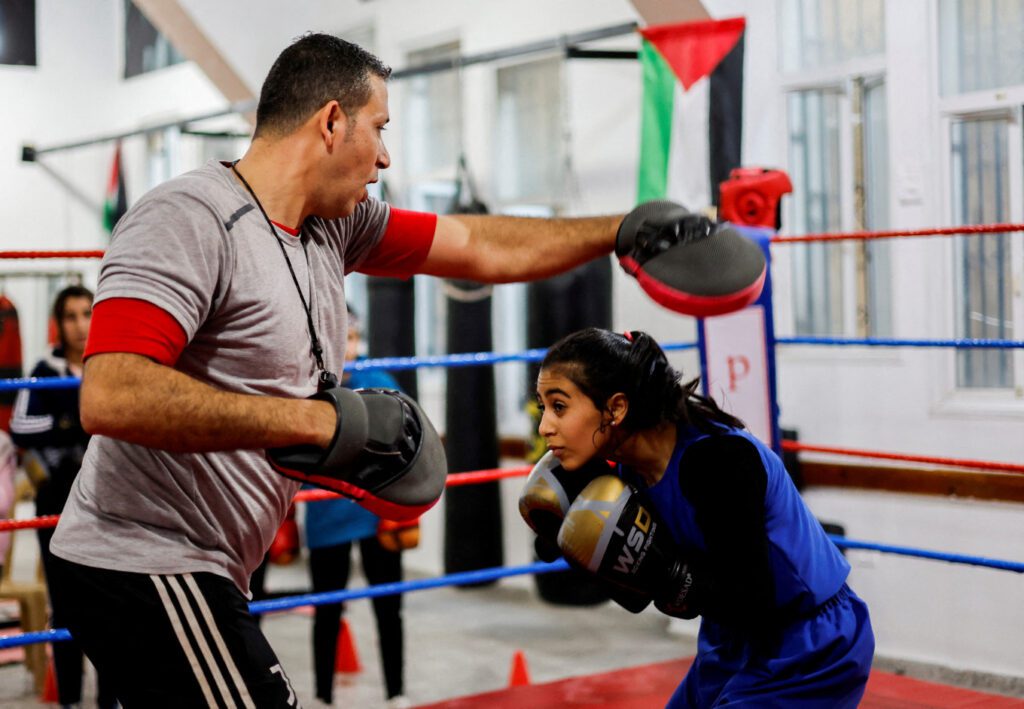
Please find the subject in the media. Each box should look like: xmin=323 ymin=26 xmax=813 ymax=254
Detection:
xmin=50 ymin=33 xmax=759 ymax=708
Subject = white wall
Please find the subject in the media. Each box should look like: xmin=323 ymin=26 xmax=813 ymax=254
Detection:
xmin=2 ymin=0 xmax=1022 ymax=682
xmin=805 ymin=489 xmax=1024 ymax=677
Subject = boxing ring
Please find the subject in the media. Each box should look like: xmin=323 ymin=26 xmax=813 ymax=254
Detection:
xmin=1 ymin=224 xmax=1023 ymax=706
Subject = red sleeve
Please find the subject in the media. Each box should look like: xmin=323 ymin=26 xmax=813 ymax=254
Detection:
xmin=84 ymin=298 xmax=188 ymax=367
xmin=356 ymin=208 xmax=437 ymax=279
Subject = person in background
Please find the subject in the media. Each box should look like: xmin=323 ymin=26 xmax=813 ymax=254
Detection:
xmin=11 ymin=285 xmax=118 ymax=709
xmin=305 ymin=305 xmax=413 ymax=709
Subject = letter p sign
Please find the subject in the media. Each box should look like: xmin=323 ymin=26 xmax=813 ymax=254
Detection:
xmin=727 ymin=355 xmax=750 ymax=392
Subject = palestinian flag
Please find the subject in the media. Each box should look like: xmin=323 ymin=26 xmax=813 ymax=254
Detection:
xmin=103 ymin=141 xmax=127 ymax=233
xmin=636 ymin=17 xmax=745 ymax=211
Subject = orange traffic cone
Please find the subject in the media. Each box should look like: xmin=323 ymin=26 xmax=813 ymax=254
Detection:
xmin=335 ymin=618 xmax=362 ymax=674
xmin=40 ymin=655 xmax=58 ymax=702
xmin=508 ymin=649 xmax=531 ymax=687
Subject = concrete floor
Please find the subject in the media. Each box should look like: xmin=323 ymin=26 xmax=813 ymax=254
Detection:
xmin=3 ymin=553 xmax=1024 ymax=707
xmin=0 ymin=556 xmax=698 ymax=708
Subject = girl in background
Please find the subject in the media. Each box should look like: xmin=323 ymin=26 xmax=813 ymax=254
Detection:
xmin=12 ymin=285 xmax=118 ymax=709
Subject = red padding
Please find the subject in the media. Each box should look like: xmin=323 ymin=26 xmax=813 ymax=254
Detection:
xmin=85 ymin=298 xmax=187 ymax=366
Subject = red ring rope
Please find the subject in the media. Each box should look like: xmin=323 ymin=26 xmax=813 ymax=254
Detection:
xmin=782 ymin=440 xmax=1024 ymax=474
xmin=7 ymin=441 xmax=1020 ymax=533
xmin=0 ymin=250 xmax=106 ymax=259
xmin=4 ymin=443 xmax=1020 ymax=533
xmin=772 ymin=223 xmax=1024 ymax=244
xmin=0 ymin=514 xmax=60 ymax=532
xmin=1 ymin=467 xmax=535 ymax=531
xmin=0 ymin=223 xmax=1020 ymax=261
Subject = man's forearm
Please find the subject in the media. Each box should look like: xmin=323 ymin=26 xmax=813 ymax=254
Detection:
xmin=430 ymin=214 xmax=621 ymax=283
xmin=81 ymin=353 xmax=335 ymax=453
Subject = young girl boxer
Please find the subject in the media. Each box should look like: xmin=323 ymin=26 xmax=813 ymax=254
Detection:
xmin=520 ymin=327 xmax=874 ymax=708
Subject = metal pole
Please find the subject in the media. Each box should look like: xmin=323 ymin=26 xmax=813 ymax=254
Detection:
xmin=22 ymin=22 xmax=638 ymax=159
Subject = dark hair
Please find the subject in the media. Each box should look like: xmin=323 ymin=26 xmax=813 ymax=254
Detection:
xmin=541 ymin=327 xmax=744 ymax=433
xmin=53 ymin=285 xmax=94 ymax=349
xmin=255 ymin=33 xmax=392 ymax=138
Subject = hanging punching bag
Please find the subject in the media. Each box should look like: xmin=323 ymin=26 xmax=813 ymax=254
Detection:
xmin=367 ymin=182 xmax=418 ymax=399
xmin=443 ymin=160 xmax=503 ymax=582
xmin=366 ymin=278 xmax=417 ymax=399
xmin=527 ymin=257 xmax=614 ymax=605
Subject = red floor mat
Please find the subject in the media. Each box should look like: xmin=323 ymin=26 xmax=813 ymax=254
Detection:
xmin=415 ymin=657 xmax=1024 ymax=709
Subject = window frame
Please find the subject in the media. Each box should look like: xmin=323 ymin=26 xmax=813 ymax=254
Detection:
xmin=779 ymin=52 xmax=892 ymax=340
xmin=936 ymin=104 xmax=1024 ymax=405
xmin=492 ymin=54 xmax=568 ymax=212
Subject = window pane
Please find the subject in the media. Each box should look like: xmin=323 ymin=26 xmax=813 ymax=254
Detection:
xmin=405 ymin=42 xmax=461 ymax=177
xmin=124 ymin=0 xmax=185 ymax=78
xmin=863 ymin=80 xmax=891 ymax=337
xmin=788 ymin=89 xmax=844 ymax=335
xmin=0 ymin=0 xmax=35 ymax=66
xmin=779 ymin=0 xmax=885 ymax=72
xmin=951 ymin=117 xmax=1012 ymax=388
xmin=940 ymin=0 xmax=1024 ymax=95
xmin=495 ymin=58 xmax=565 ymax=204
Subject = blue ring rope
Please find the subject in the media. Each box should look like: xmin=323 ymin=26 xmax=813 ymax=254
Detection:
xmin=2 ymin=336 xmax=1021 ymax=392
xmin=0 ymin=375 xmax=81 ymax=392
xmin=0 ymin=342 xmax=700 ymax=391
xmin=1 ymin=539 xmax=1020 ymax=650
xmin=3 ymin=336 xmax=1020 ymax=392
xmin=0 ymin=561 xmax=570 ymax=650
xmin=829 ymin=536 xmax=1024 ymax=573
xmin=250 ymin=559 xmax=570 ymax=614
xmin=349 ymin=341 xmax=699 ymax=372
xmin=777 ymin=336 xmax=1024 ymax=349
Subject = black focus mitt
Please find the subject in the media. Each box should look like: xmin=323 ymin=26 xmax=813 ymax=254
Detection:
xmin=267 ymin=387 xmax=447 ymax=521
xmin=616 ymin=200 xmax=767 ymax=317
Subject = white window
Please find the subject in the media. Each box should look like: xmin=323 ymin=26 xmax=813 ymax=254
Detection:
xmin=405 ymin=42 xmax=462 ymax=180
xmin=787 ymin=89 xmax=843 ymax=335
xmin=939 ymin=1 xmax=1024 ymax=393
xmin=494 ymin=57 xmax=566 ymax=209
xmin=950 ymin=117 xmax=1016 ymax=388
xmin=778 ymin=0 xmax=884 ymax=73
xmin=779 ymin=0 xmax=890 ymax=337
xmin=939 ymin=0 xmax=1024 ymax=97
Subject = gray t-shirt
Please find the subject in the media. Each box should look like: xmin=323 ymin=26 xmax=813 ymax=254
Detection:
xmin=51 ymin=160 xmax=391 ymax=594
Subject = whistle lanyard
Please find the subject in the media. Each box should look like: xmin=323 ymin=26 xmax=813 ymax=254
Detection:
xmin=231 ymin=161 xmax=339 ymax=391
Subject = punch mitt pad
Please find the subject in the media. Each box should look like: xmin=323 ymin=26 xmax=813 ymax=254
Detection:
xmin=267 ymin=387 xmax=447 ymax=521
xmin=616 ymin=200 xmax=767 ymax=317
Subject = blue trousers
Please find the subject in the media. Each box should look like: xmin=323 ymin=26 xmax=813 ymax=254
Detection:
xmin=668 ymin=585 xmax=874 ymax=708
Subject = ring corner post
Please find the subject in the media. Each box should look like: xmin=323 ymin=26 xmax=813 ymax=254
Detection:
xmin=698 ymin=227 xmax=782 ymax=455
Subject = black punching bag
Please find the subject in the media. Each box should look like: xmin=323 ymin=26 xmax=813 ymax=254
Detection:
xmin=528 ymin=256 xmax=614 ymax=605
xmin=367 ymin=278 xmax=417 ymax=399
xmin=442 ymin=167 xmax=503 ymax=581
